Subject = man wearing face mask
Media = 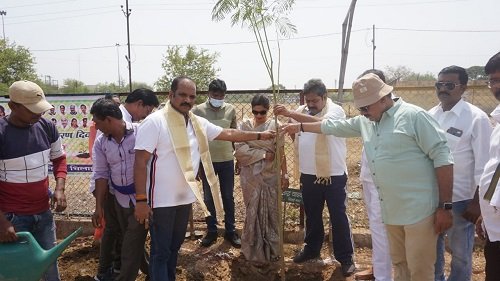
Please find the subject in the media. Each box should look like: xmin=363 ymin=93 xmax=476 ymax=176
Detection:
xmin=192 ymin=78 xmax=240 ymax=248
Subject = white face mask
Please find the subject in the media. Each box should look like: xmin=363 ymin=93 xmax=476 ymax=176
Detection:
xmin=209 ymin=97 xmax=224 ymax=108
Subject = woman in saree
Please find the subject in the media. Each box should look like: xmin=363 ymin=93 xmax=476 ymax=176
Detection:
xmin=234 ymin=94 xmax=289 ymax=263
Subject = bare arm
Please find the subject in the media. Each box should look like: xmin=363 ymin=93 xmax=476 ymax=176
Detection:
xmin=134 ymin=149 xmax=153 ymax=226
xmin=51 ymin=177 xmax=67 ymax=212
xmin=281 ymin=122 xmax=324 ymax=135
xmin=274 ymin=104 xmax=323 ymax=123
xmin=92 ymin=178 xmax=108 ymax=228
xmin=0 ymin=211 xmax=16 ymax=242
xmin=215 ymin=129 xmax=275 ymax=142
xmin=434 ymin=164 xmax=453 ymax=234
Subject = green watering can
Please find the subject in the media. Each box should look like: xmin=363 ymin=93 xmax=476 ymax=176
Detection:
xmin=0 ymin=227 xmax=82 ymax=281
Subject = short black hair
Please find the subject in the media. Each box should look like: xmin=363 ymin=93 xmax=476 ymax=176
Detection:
xmin=104 ymin=93 xmax=119 ymax=100
xmin=303 ymin=79 xmax=327 ymax=97
xmin=438 ymin=65 xmax=468 ymax=85
xmin=485 ymin=52 xmax=500 ymax=75
xmin=360 ymin=69 xmax=386 ymax=82
xmin=90 ymin=98 xmax=123 ymax=121
xmin=251 ymin=94 xmax=270 ymax=109
xmin=171 ymin=76 xmax=194 ymax=93
xmin=125 ymin=88 xmax=160 ymax=107
xmin=208 ymin=79 xmax=227 ymax=93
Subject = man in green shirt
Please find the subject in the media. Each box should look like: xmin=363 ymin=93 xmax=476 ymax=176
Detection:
xmin=279 ymin=73 xmax=454 ymax=281
xmin=192 ymin=79 xmax=240 ymax=248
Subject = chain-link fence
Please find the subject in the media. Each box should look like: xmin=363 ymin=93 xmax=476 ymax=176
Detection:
xmin=41 ymin=84 xmax=495 ymax=230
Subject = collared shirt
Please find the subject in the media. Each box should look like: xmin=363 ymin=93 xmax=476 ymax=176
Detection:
xmin=134 ymin=110 xmax=223 ymax=208
xmin=321 ymin=98 xmax=453 ymax=225
xmin=479 ymin=104 xmax=500 ymax=242
xmin=120 ymin=104 xmax=133 ymax=123
xmin=91 ymin=121 xmax=138 ymax=208
xmin=297 ymin=99 xmax=347 ymax=176
xmin=192 ymin=101 xmax=236 ymax=162
xmin=429 ymin=99 xmax=492 ymax=202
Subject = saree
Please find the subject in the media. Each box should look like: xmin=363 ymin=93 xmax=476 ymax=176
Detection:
xmin=234 ymin=118 xmax=282 ymax=262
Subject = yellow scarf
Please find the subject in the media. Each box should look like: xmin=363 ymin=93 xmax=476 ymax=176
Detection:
xmin=293 ymin=98 xmax=332 ymax=185
xmin=163 ymin=101 xmax=223 ymax=217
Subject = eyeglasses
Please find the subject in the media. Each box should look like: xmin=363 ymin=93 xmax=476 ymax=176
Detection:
xmin=435 ymin=82 xmax=461 ymax=91
xmin=357 ymin=105 xmax=371 ymax=112
xmin=487 ymin=79 xmax=500 ymax=89
xmin=252 ymin=110 xmax=267 ymax=115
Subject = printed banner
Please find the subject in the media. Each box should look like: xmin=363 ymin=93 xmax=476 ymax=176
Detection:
xmin=0 ymin=95 xmax=102 ymax=172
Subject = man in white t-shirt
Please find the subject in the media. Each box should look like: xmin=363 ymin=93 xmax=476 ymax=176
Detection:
xmin=274 ymin=79 xmax=355 ymax=277
xmin=429 ymin=65 xmax=492 ymax=281
xmin=133 ymin=76 xmax=274 ymax=281
xmin=477 ymin=52 xmax=500 ymax=281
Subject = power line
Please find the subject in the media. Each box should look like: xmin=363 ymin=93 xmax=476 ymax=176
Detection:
xmin=377 ymin=27 xmax=500 ymax=33
xmin=7 ymin=5 xmax=117 ymax=19
xmin=2 ymin=0 xmax=81 ymax=9
xmin=30 ymin=29 xmax=369 ymax=52
xmin=6 ymin=10 xmax=118 ymax=25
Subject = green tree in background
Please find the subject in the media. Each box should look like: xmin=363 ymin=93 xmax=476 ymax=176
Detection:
xmin=0 ymin=39 xmax=39 ymax=93
xmin=61 ymin=79 xmax=90 ymax=94
xmin=384 ymin=65 xmax=435 ymax=84
xmin=95 ymin=81 xmax=152 ymax=93
xmin=155 ymin=45 xmax=219 ymax=92
xmin=466 ymin=66 xmax=487 ymax=80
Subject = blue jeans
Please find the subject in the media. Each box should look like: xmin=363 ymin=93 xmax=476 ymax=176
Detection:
xmin=5 ymin=210 xmax=60 ymax=281
xmin=300 ymin=173 xmax=354 ymax=265
xmin=149 ymin=204 xmax=191 ymax=281
xmin=201 ymin=160 xmax=236 ymax=234
xmin=435 ymin=199 xmax=474 ymax=281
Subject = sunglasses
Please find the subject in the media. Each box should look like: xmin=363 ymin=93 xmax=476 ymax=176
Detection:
xmin=435 ymin=82 xmax=461 ymax=91
xmin=252 ymin=110 xmax=267 ymax=115
xmin=357 ymin=105 xmax=371 ymax=112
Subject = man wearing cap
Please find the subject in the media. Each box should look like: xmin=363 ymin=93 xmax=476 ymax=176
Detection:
xmin=274 ymin=79 xmax=355 ymax=277
xmin=0 ymin=80 xmax=67 ymax=281
xmin=428 ymin=65 xmax=491 ymax=281
xmin=281 ymin=73 xmax=454 ymax=281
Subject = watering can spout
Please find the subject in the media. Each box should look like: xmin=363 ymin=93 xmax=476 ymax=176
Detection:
xmin=45 ymin=226 xmax=82 ymax=265
xmin=0 ymin=227 xmax=82 ymax=281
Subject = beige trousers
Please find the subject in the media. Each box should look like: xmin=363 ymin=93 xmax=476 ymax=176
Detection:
xmin=385 ymin=214 xmax=437 ymax=281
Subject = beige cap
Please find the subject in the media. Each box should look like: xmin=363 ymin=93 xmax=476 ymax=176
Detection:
xmin=352 ymin=73 xmax=393 ymax=108
xmin=9 ymin=81 xmax=53 ymax=114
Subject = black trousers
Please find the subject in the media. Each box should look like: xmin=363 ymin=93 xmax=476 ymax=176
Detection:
xmin=485 ymin=238 xmax=500 ymax=281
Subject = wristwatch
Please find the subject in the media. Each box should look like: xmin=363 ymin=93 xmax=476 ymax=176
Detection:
xmin=438 ymin=202 xmax=453 ymax=210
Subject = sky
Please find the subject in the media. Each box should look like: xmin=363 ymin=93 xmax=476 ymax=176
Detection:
xmin=2 ymin=0 xmax=500 ymax=90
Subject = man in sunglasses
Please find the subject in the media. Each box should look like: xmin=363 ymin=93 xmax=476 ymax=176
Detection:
xmin=192 ymin=79 xmax=241 ymax=248
xmin=429 ymin=66 xmax=492 ymax=281
xmin=476 ymin=52 xmax=500 ymax=281
xmin=281 ymin=74 xmax=454 ymax=281
xmin=274 ymin=79 xmax=356 ymax=277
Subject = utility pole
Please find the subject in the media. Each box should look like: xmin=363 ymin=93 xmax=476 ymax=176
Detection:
xmin=372 ymin=24 xmax=376 ymax=69
xmin=338 ymin=0 xmax=357 ymax=101
xmin=121 ymin=1 xmax=132 ymax=93
xmin=115 ymin=43 xmax=121 ymax=87
xmin=0 ymin=10 xmax=6 ymax=40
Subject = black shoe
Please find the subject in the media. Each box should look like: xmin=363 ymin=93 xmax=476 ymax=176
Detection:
xmin=341 ymin=263 xmax=356 ymax=277
xmin=224 ymin=232 xmax=241 ymax=248
xmin=292 ymin=250 xmax=320 ymax=263
xmin=201 ymin=232 xmax=218 ymax=247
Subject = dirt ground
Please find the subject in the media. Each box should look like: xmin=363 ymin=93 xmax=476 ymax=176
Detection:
xmin=58 ymin=230 xmax=487 ymax=281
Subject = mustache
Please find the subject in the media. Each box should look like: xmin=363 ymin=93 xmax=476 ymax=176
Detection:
xmin=180 ymin=102 xmax=192 ymax=107
xmin=438 ymin=92 xmax=450 ymax=96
